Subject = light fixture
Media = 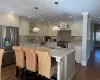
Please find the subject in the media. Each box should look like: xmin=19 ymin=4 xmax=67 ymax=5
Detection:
xmin=28 ymin=16 xmax=30 ymax=18
xmin=60 ymin=21 xmax=62 ymax=22
xmin=10 ymin=12 xmax=14 ymax=14
xmin=41 ymin=20 xmax=44 ymax=21
xmin=99 ymin=17 xmax=100 ymax=18
xmin=74 ymin=19 xmax=76 ymax=20
xmin=33 ymin=7 xmax=40 ymax=32
xmin=33 ymin=27 xmax=40 ymax=32
xmin=48 ymin=22 xmax=51 ymax=23
xmin=52 ymin=2 xmax=60 ymax=31
xmin=70 ymin=16 xmax=72 ymax=18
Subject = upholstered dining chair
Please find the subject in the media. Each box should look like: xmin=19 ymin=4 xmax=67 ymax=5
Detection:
xmin=0 ymin=49 xmax=4 ymax=80
xmin=23 ymin=47 xmax=38 ymax=80
xmin=35 ymin=49 xmax=57 ymax=80
xmin=12 ymin=46 xmax=25 ymax=80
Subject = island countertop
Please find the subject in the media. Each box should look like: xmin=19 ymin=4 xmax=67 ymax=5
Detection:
xmin=49 ymin=48 xmax=75 ymax=58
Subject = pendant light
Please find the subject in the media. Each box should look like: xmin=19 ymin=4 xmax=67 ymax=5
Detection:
xmin=52 ymin=2 xmax=60 ymax=31
xmin=33 ymin=7 xmax=40 ymax=32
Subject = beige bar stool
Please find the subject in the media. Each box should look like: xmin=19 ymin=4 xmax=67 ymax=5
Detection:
xmin=12 ymin=46 xmax=25 ymax=80
xmin=0 ymin=49 xmax=4 ymax=80
xmin=36 ymin=49 xmax=57 ymax=80
xmin=23 ymin=47 xmax=38 ymax=80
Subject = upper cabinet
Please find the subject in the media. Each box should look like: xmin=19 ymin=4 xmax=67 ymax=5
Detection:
xmin=0 ymin=14 xmax=19 ymax=27
xmin=19 ymin=17 xmax=29 ymax=35
xmin=71 ymin=21 xmax=82 ymax=36
xmin=47 ymin=24 xmax=58 ymax=36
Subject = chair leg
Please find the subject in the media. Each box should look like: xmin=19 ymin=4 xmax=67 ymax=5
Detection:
xmin=16 ymin=66 xmax=19 ymax=77
xmin=21 ymin=68 xmax=24 ymax=80
xmin=25 ymin=70 xmax=29 ymax=80
xmin=51 ymin=76 xmax=57 ymax=80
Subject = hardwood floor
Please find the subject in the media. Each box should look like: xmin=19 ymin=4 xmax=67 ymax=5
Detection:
xmin=74 ymin=49 xmax=100 ymax=80
xmin=1 ymin=49 xmax=100 ymax=80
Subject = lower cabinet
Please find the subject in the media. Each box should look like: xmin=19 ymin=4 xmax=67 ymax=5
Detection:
xmin=74 ymin=45 xmax=82 ymax=63
xmin=2 ymin=50 xmax=15 ymax=66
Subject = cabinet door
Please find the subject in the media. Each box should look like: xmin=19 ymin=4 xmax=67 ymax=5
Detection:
xmin=71 ymin=21 xmax=82 ymax=36
xmin=19 ymin=18 xmax=29 ymax=35
xmin=48 ymin=24 xmax=58 ymax=36
xmin=75 ymin=46 xmax=82 ymax=63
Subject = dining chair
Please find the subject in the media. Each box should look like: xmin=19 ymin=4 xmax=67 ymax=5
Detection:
xmin=23 ymin=47 xmax=37 ymax=80
xmin=35 ymin=49 xmax=57 ymax=80
xmin=12 ymin=46 xmax=25 ymax=80
xmin=0 ymin=49 xmax=4 ymax=80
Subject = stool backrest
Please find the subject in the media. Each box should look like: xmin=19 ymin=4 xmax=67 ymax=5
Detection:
xmin=23 ymin=48 xmax=37 ymax=72
xmin=12 ymin=46 xmax=25 ymax=68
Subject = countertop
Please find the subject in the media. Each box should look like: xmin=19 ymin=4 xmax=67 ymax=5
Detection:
xmin=50 ymin=48 xmax=75 ymax=58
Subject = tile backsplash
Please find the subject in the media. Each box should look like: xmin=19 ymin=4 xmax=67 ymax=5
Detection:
xmin=19 ymin=35 xmax=82 ymax=44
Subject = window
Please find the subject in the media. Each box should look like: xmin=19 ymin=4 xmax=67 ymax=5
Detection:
xmin=96 ymin=32 xmax=100 ymax=41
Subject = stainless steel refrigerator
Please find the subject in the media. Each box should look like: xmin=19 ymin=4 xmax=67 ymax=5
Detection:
xmin=0 ymin=25 xmax=19 ymax=66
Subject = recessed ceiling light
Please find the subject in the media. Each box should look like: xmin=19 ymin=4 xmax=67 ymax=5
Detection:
xmin=60 ymin=21 xmax=62 ymax=22
xmin=70 ymin=16 xmax=72 ymax=18
xmin=74 ymin=19 xmax=76 ymax=20
xmin=48 ymin=22 xmax=51 ymax=23
xmin=42 ymin=20 xmax=44 ymax=21
xmin=10 ymin=12 xmax=14 ymax=14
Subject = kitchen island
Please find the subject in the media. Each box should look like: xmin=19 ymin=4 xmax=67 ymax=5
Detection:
xmin=20 ymin=43 xmax=76 ymax=80
xmin=50 ymin=48 xmax=75 ymax=80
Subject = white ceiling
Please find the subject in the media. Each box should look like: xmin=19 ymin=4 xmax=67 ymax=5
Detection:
xmin=0 ymin=0 xmax=100 ymax=23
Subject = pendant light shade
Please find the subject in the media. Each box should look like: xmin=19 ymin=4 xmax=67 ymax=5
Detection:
xmin=33 ymin=7 xmax=40 ymax=32
xmin=33 ymin=27 xmax=40 ymax=32
xmin=52 ymin=2 xmax=60 ymax=31
xmin=52 ymin=25 xmax=60 ymax=31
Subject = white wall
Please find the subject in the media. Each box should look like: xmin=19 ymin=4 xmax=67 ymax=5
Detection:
xmin=19 ymin=16 xmax=29 ymax=35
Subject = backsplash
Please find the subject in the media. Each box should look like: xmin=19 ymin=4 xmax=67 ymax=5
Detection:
xmin=19 ymin=36 xmax=82 ymax=44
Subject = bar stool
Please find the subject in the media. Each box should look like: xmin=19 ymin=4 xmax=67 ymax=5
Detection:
xmin=35 ymin=49 xmax=57 ymax=80
xmin=0 ymin=49 xmax=4 ymax=80
xmin=23 ymin=47 xmax=37 ymax=80
xmin=12 ymin=46 xmax=25 ymax=80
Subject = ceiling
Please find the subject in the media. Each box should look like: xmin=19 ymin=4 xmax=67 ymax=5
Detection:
xmin=0 ymin=0 xmax=100 ymax=23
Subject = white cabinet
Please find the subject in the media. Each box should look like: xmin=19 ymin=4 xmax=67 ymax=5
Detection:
xmin=74 ymin=45 xmax=82 ymax=63
xmin=71 ymin=21 xmax=82 ymax=36
xmin=19 ymin=17 xmax=29 ymax=35
xmin=47 ymin=24 xmax=58 ymax=36
xmin=0 ymin=14 xmax=19 ymax=27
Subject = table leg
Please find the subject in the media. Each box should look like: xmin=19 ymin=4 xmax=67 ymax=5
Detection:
xmin=56 ymin=58 xmax=61 ymax=80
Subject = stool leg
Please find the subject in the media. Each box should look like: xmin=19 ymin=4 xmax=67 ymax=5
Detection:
xmin=16 ymin=66 xmax=18 ymax=77
xmin=25 ymin=70 xmax=29 ymax=80
xmin=21 ymin=68 xmax=24 ymax=80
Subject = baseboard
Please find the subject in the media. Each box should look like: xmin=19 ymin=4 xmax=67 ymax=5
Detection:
xmin=81 ymin=55 xmax=90 ymax=66
xmin=87 ymin=55 xmax=90 ymax=62
xmin=81 ymin=61 xmax=87 ymax=66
